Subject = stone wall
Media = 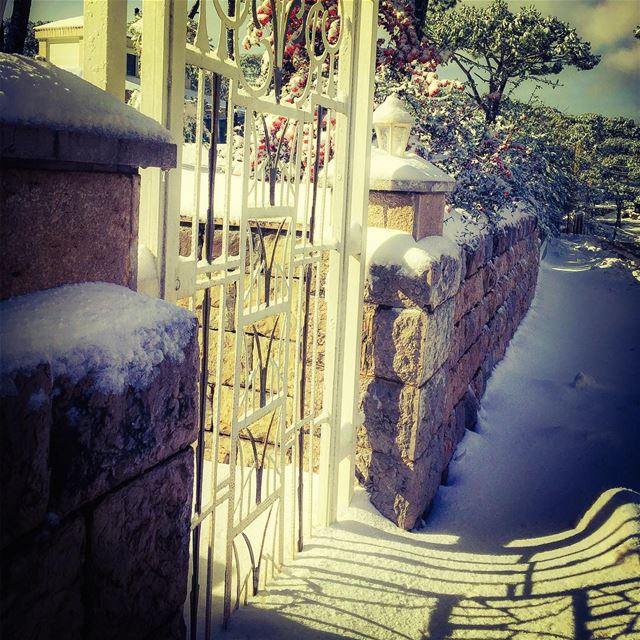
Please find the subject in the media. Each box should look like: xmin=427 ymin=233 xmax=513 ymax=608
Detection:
xmin=0 ymin=289 xmax=199 ymax=639
xmin=357 ymin=214 xmax=540 ymax=529
xmin=179 ymin=220 xmax=325 ymax=468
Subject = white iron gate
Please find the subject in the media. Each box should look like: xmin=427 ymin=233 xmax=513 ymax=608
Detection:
xmin=137 ymin=0 xmax=377 ymax=635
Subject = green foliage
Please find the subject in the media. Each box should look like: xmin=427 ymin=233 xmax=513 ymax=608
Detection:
xmin=1 ymin=19 xmax=42 ymax=57
xmin=429 ymin=0 xmax=600 ymax=122
xmin=543 ymin=113 xmax=640 ymax=222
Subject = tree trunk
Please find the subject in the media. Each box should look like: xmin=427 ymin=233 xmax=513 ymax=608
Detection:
xmin=227 ymin=0 xmax=235 ymax=60
xmin=485 ymin=100 xmax=499 ymax=124
xmin=414 ymin=0 xmax=429 ymax=41
xmin=4 ymin=0 xmax=32 ymax=54
xmin=188 ymin=0 xmax=200 ymax=20
xmin=612 ymin=203 xmax=622 ymax=241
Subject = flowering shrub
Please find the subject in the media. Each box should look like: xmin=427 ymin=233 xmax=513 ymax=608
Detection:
xmin=172 ymin=1 xmax=597 ymax=232
xmin=237 ymin=0 xmax=447 ymax=183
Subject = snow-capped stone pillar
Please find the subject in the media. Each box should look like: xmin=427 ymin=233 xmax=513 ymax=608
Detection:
xmin=1 ymin=57 xmax=196 ymax=637
xmin=368 ymin=146 xmax=455 ymax=241
xmin=0 ymin=284 xmax=199 ymax=638
xmin=0 ymin=56 xmax=176 ymax=301
xmin=369 ymin=94 xmax=454 ymax=241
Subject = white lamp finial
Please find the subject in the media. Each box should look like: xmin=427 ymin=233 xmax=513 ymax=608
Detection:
xmin=372 ymin=94 xmax=414 ymax=157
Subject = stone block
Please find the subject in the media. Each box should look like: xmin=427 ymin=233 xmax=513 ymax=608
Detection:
xmin=416 ymin=193 xmax=445 ymax=239
xmin=49 ymin=335 xmax=198 ymax=516
xmin=512 ymin=238 xmax=526 ymax=263
xmin=481 ymin=352 xmax=495 ymax=382
xmin=459 ymin=304 xmax=483 ymax=358
xmin=359 ymin=376 xmax=420 ymax=463
xmin=87 ymin=449 xmax=193 ymax=640
xmin=427 ymin=252 xmax=462 ymax=310
xmin=0 ymin=363 xmax=51 ymax=548
xmin=429 ymin=299 xmax=458 ymax=376
xmin=1 ymin=515 xmax=85 ymax=639
xmin=57 ymin=130 xmax=119 ymax=165
xmin=369 ymin=190 xmax=445 ymax=241
xmin=449 ymin=319 xmax=463 ymax=367
xmin=209 ymin=280 xmax=238 ymax=332
xmin=212 ymin=383 xmax=293 ymax=445
xmin=493 ymin=250 xmax=510 ymax=279
xmin=505 ymin=246 xmax=517 ymax=273
xmin=492 ymin=225 xmax=510 ymax=256
xmin=356 ymin=424 xmax=443 ymax=530
xmin=479 ymin=291 xmax=496 ymax=326
xmin=0 ymin=168 xmax=140 ymax=300
xmin=0 ymin=125 xmax=56 ymax=160
xmin=454 ymin=268 xmax=484 ymax=322
xmin=471 ymin=368 xmax=485 ymax=400
xmin=144 ymin=611 xmax=187 ymax=640
xmin=360 ymin=369 xmax=445 ymax=463
xmin=207 ymin=329 xmax=250 ymax=388
xmin=441 ymin=415 xmax=460 ymax=468
xmin=365 ymin=250 xmax=461 ymax=312
xmin=482 ymin=261 xmax=498 ymax=293
xmin=463 ymin=386 xmax=480 ymax=430
xmin=361 ymin=300 xmax=453 ymax=386
xmin=0 ymin=123 xmax=176 ymax=170
xmin=452 ymin=402 xmax=466 ymax=443
xmin=462 ymin=232 xmax=493 ymax=277
xmin=240 ymin=330 xmax=299 ymax=397
xmin=445 ymin=337 xmax=484 ymax=416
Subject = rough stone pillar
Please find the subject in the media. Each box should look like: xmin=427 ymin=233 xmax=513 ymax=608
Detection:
xmin=0 ymin=55 xmax=176 ymax=300
xmin=1 ymin=56 xmax=196 ymax=639
xmin=1 ymin=284 xmax=199 ymax=640
xmin=367 ymin=147 xmax=455 ymax=240
xmin=358 ymin=244 xmax=463 ymax=530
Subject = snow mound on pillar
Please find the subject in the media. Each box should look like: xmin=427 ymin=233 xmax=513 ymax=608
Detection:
xmin=0 ymin=54 xmax=172 ymax=143
xmin=0 ymin=282 xmax=196 ymax=394
xmin=366 ymin=227 xmax=459 ymax=276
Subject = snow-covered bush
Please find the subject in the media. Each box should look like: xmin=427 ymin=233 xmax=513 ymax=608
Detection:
xmin=374 ymin=74 xmax=577 ymax=235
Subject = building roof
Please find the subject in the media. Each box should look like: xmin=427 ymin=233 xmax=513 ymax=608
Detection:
xmin=34 ymin=16 xmax=84 ymax=32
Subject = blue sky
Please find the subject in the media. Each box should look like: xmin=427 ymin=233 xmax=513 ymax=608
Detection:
xmin=7 ymin=0 xmax=640 ymax=120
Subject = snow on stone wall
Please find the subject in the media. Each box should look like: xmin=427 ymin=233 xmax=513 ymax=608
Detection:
xmin=0 ymin=282 xmax=199 ymax=638
xmin=0 ymin=54 xmax=172 ymax=143
xmin=1 ymin=282 xmax=196 ymax=395
xmin=358 ymin=212 xmax=541 ymax=529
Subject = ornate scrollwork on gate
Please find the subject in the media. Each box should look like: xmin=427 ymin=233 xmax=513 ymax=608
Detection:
xmin=190 ymin=0 xmax=347 ymax=103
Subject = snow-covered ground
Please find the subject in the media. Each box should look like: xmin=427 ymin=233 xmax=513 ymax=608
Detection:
xmin=590 ymin=212 xmax=640 ymax=253
xmin=223 ymin=236 xmax=640 ymax=640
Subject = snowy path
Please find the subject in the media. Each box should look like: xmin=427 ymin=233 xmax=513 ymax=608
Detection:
xmin=225 ymin=237 xmax=640 ymax=640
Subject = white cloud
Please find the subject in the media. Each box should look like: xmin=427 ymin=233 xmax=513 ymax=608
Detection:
xmin=574 ymin=0 xmax=640 ymax=48
xmin=607 ymin=45 xmax=640 ymax=73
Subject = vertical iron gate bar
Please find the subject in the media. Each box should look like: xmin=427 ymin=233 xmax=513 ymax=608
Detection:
xmin=204 ymin=72 xmax=221 ymax=640
xmin=189 ymin=69 xmax=220 ymax=640
xmin=297 ymin=104 xmax=325 ymax=553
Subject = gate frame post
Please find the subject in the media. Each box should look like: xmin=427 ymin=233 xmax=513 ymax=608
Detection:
xmin=83 ymin=0 xmax=127 ymax=101
xmin=138 ymin=0 xmax=186 ymax=302
xmin=319 ymin=0 xmax=379 ymax=526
